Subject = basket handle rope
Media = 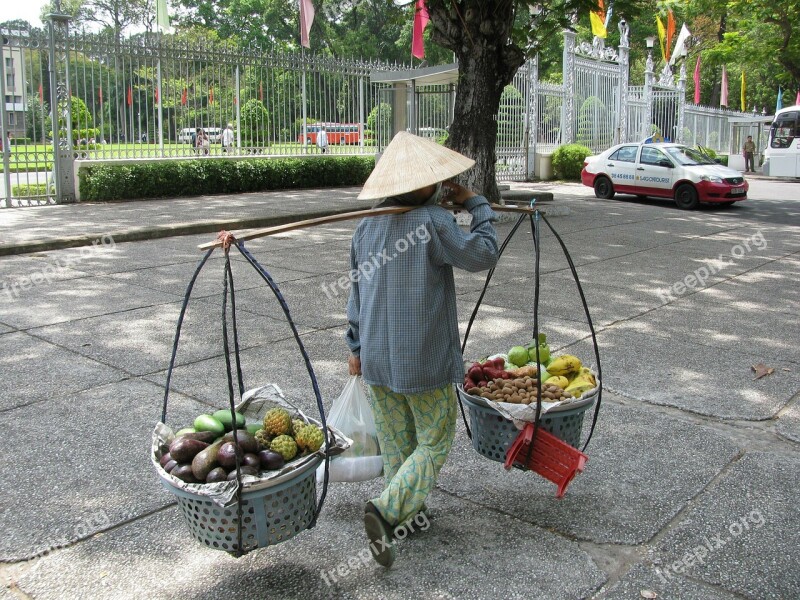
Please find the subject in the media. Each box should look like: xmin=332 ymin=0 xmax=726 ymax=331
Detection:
xmin=458 ymin=213 xmax=528 ymax=439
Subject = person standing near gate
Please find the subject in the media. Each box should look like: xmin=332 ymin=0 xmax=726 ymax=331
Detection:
xmin=344 ymin=131 xmax=499 ymax=567
xmin=743 ymin=135 xmax=756 ymax=173
xmin=317 ymin=125 xmax=329 ymax=154
xmin=222 ymin=123 xmax=235 ymax=153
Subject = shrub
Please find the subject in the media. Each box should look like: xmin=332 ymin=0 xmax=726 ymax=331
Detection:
xmin=551 ymin=144 xmax=593 ymax=180
xmin=79 ymin=156 xmax=376 ymax=201
xmin=12 ymin=183 xmax=49 ymax=198
xmin=9 ymin=137 xmax=32 ymax=145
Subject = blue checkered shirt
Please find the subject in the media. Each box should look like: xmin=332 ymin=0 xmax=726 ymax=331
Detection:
xmin=345 ymin=196 xmax=499 ymax=394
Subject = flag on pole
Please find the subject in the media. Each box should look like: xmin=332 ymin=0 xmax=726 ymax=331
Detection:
xmin=776 ymin=87 xmax=783 ymax=112
xmin=741 ymin=71 xmax=746 ymax=112
xmin=127 ymin=86 xmax=133 ymax=106
xmin=412 ymin=0 xmax=430 ymax=59
xmin=98 ymin=85 xmax=103 ymax=106
xmin=154 ymin=87 xmax=159 ymax=104
xmin=156 ymin=0 xmax=170 ymax=32
xmin=666 ymin=10 xmax=676 ymax=61
xmin=259 ymin=81 xmax=264 ymax=102
xmin=656 ymin=16 xmax=667 ymax=61
xmin=693 ymin=57 xmax=701 ymax=104
xmin=669 ymin=23 xmax=691 ymax=65
xmin=209 ymin=86 xmax=214 ymax=105
xmin=39 ymin=82 xmax=44 ymax=106
xmin=590 ymin=0 xmax=607 ymax=38
xmin=796 ymin=90 xmax=800 ymax=106
xmin=720 ymin=65 xmax=728 ymax=107
xmin=299 ymin=0 xmax=315 ymax=49
xmin=181 ymin=88 xmax=187 ymax=106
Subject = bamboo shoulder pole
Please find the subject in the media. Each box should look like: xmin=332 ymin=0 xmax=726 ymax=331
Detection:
xmin=198 ymin=203 xmax=536 ymax=250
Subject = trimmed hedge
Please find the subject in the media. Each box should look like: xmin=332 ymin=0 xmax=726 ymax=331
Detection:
xmin=79 ymin=156 xmax=376 ymax=201
xmin=12 ymin=183 xmax=49 ymax=197
xmin=551 ymin=144 xmax=593 ymax=180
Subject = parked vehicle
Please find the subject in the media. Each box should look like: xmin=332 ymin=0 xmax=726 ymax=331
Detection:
xmin=762 ymin=106 xmax=800 ymax=178
xmin=178 ymin=127 xmax=222 ymax=144
xmin=299 ymin=123 xmax=360 ymax=145
xmin=581 ymin=142 xmax=748 ymax=209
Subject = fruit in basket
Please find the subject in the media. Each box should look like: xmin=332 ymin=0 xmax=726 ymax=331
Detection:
xmin=169 ymin=438 xmax=210 ymax=463
xmin=526 ymin=333 xmax=551 ymax=365
xmin=564 ymin=368 xmax=597 ymax=398
xmin=212 ymin=409 xmax=246 ymax=431
xmin=258 ymin=449 xmax=286 ymax=470
xmin=218 ymin=442 xmax=244 ymax=469
xmin=175 ymin=431 xmax=218 ymax=444
xmin=163 ymin=459 xmax=177 ymax=473
xmin=159 ymin=452 xmax=173 ymax=468
xmin=194 ymin=414 xmax=226 ymax=435
xmin=291 ymin=418 xmax=307 ymax=436
xmin=263 ymin=408 xmax=292 ymax=436
xmin=270 ymin=434 xmax=298 ymax=461
xmin=246 ymin=423 xmax=262 ymax=435
xmin=174 ymin=427 xmax=196 ymax=437
xmin=191 ymin=440 xmax=224 ymax=481
xmin=221 ymin=431 xmax=260 ymax=454
xmin=171 ymin=464 xmax=200 ymax=483
xmin=254 ymin=429 xmax=273 ymax=449
xmin=547 ymin=375 xmax=570 ymax=389
xmin=295 ymin=424 xmax=324 ymax=453
xmin=508 ymin=346 xmax=530 ymax=367
xmin=205 ymin=467 xmax=228 ymax=483
xmin=242 ymin=453 xmax=261 ymax=469
xmin=547 ymin=354 xmax=582 ymax=377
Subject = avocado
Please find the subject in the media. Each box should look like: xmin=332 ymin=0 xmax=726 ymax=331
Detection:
xmin=193 ymin=414 xmax=225 ymax=435
xmin=212 ymin=409 xmax=246 ymax=431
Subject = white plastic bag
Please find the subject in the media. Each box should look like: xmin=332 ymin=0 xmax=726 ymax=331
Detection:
xmin=318 ymin=376 xmax=383 ymax=483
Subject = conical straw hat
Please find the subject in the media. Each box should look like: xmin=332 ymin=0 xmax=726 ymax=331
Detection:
xmin=358 ymin=131 xmax=475 ymax=200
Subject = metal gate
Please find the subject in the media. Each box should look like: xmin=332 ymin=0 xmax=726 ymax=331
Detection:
xmin=573 ymin=53 xmax=620 ymax=153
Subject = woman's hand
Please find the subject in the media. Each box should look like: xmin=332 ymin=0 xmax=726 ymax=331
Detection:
xmin=441 ymin=181 xmax=478 ymax=206
xmin=348 ymin=355 xmax=362 ymax=376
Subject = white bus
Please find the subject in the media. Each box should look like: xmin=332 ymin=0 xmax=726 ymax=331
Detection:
xmin=762 ymin=106 xmax=800 ymax=177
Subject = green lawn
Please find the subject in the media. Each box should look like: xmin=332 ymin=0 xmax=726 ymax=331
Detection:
xmin=5 ymin=140 xmax=377 ymax=172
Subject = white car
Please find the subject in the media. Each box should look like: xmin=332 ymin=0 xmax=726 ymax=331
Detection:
xmin=581 ymin=143 xmax=748 ymax=209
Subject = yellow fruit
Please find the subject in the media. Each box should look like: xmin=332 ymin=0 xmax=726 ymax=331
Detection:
xmin=564 ymin=382 xmax=595 ymax=398
xmin=547 ymin=375 xmax=570 ymax=389
xmin=547 ymin=355 xmax=582 ymax=377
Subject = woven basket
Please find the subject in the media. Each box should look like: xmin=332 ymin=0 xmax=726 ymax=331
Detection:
xmin=458 ymin=390 xmax=595 ymax=465
xmin=161 ymin=454 xmax=321 ymax=554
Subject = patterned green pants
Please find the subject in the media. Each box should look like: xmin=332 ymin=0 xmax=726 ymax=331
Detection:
xmin=367 ymin=384 xmax=457 ymax=525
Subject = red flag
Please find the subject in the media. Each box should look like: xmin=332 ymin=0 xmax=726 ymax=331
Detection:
xmin=127 ymin=86 xmax=132 ymax=106
xmin=233 ymin=95 xmax=238 ymax=105
xmin=154 ymin=87 xmax=159 ymax=103
xmin=39 ymin=82 xmax=44 ymax=106
xmin=259 ymin=81 xmax=263 ymax=102
xmin=412 ymin=0 xmax=429 ymax=59
xmin=209 ymin=86 xmax=214 ymax=105
xmin=299 ymin=0 xmax=315 ymax=49
xmin=796 ymin=90 xmax=800 ymax=106
xmin=693 ymin=56 xmax=701 ymax=104
xmin=98 ymin=85 xmax=103 ymax=105
xmin=181 ymin=88 xmax=187 ymax=106
xmin=666 ymin=10 xmax=676 ymax=61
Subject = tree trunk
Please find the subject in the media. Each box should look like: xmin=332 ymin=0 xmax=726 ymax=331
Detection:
xmin=428 ymin=2 xmax=524 ymax=203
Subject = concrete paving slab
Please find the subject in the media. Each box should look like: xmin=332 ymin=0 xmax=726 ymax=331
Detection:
xmin=27 ymin=300 xmax=304 ymax=377
xmin=0 ymin=254 xmax=92 ymax=290
xmin=438 ymin=398 xmax=740 ymax=545
xmin=0 ymin=378 xmax=210 ymax=561
xmin=0 ymin=274 xmax=182 ymax=330
xmin=16 ymin=487 xmax=606 ymax=600
xmin=613 ymin=294 xmax=800 ymax=363
xmin=565 ymin=329 xmax=799 ymax=420
xmin=775 ymin=399 xmax=800 ymax=443
xmin=653 ymin=452 xmax=800 ymax=600
xmin=255 ymin=241 xmax=352 ymax=275
xmin=146 ymin=327 xmax=353 ymax=416
xmin=0 ymin=332 xmax=127 ymax=411
xmin=0 ymin=322 xmax=15 ymax=335
xmin=599 ymin=563 xmax=741 ymax=599
xmin=459 ymin=272 xmax=657 ymax=328
xmin=695 ymin=264 xmax=800 ymax=315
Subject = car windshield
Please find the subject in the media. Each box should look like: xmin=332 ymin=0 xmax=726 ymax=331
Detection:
xmin=664 ymin=146 xmax=715 ymax=166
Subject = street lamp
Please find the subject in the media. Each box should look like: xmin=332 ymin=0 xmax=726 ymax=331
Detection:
xmin=645 ymin=36 xmax=656 ymax=71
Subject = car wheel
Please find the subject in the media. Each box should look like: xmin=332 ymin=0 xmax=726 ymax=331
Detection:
xmin=674 ymin=184 xmax=699 ymax=210
xmin=593 ymin=176 xmax=615 ymax=199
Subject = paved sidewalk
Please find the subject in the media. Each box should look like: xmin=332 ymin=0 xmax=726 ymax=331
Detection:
xmin=0 ymin=178 xmax=798 ymax=599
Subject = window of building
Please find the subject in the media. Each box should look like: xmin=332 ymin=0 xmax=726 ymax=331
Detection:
xmin=6 ymin=74 xmax=14 ymax=89
xmin=5 ymin=58 xmax=12 ymax=69
xmin=8 ymin=113 xmax=16 ymax=126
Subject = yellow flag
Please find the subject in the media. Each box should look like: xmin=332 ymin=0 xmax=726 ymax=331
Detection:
xmin=590 ymin=12 xmax=607 ymax=38
xmin=656 ymin=16 xmax=666 ymax=61
xmin=741 ymin=71 xmax=746 ymax=112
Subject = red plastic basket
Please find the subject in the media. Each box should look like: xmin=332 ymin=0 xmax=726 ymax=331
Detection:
xmin=503 ymin=423 xmax=588 ymax=498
